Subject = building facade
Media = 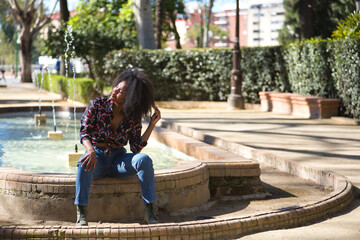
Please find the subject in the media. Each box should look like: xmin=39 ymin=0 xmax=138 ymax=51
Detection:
xmin=247 ymin=0 xmax=285 ymax=46
xmin=213 ymin=8 xmax=248 ymax=47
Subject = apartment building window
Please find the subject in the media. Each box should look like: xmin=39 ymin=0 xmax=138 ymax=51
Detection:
xmin=254 ymin=13 xmax=264 ymax=17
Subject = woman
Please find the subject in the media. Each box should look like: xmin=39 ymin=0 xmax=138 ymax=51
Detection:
xmin=74 ymin=68 xmax=161 ymax=226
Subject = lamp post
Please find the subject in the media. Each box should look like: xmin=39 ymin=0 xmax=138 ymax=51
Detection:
xmin=227 ymin=0 xmax=244 ymax=110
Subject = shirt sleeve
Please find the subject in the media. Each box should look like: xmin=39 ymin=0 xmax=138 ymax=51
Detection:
xmin=129 ymin=120 xmax=147 ymax=153
xmin=79 ymin=99 xmax=97 ymax=144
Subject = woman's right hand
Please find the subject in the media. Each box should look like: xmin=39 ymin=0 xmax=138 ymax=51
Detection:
xmin=80 ymin=150 xmax=97 ymax=171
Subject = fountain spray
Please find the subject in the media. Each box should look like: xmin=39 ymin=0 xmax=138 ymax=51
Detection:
xmin=65 ymin=25 xmax=78 ymax=153
xmin=46 ymin=65 xmax=63 ymax=139
xmin=34 ymin=69 xmax=46 ymax=126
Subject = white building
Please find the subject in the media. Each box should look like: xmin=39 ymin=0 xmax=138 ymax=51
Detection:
xmin=247 ymin=0 xmax=284 ymax=46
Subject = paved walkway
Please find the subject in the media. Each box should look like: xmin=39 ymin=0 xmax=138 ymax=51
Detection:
xmin=159 ymin=108 xmax=360 ymax=239
xmin=1 ymin=83 xmax=360 ymax=239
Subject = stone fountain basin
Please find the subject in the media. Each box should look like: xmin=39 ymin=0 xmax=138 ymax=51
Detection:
xmin=0 ymin=107 xmax=263 ymax=222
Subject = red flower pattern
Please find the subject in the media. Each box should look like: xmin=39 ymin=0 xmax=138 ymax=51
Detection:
xmin=80 ymin=97 xmax=147 ymax=154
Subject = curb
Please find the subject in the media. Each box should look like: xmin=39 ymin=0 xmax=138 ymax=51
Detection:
xmin=331 ymin=116 xmax=360 ymax=126
xmin=0 ymin=120 xmax=355 ymax=239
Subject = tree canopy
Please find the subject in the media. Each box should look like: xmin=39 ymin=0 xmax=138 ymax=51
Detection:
xmin=332 ymin=11 xmax=360 ymax=39
xmin=279 ymin=0 xmax=356 ymax=44
xmin=43 ymin=0 xmax=138 ymax=93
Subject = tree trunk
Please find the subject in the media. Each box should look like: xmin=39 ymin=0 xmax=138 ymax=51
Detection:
xmin=133 ymin=0 xmax=156 ymax=49
xmin=8 ymin=0 xmax=54 ymax=83
xmin=60 ymin=0 xmax=70 ymax=22
xmin=299 ymin=0 xmax=314 ymax=39
xmin=155 ymin=0 xmax=162 ymax=49
xmin=20 ymin=23 xmax=33 ymax=83
xmin=199 ymin=7 xmax=204 ymax=48
xmin=60 ymin=0 xmax=69 ymax=76
xmin=169 ymin=14 xmax=181 ymax=49
xmin=204 ymin=0 xmax=214 ymax=47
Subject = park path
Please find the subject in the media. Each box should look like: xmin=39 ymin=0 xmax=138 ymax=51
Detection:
xmin=159 ymin=108 xmax=360 ymax=240
xmin=1 ymin=81 xmax=360 ymax=239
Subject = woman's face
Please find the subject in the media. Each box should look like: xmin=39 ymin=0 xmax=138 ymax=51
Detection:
xmin=111 ymin=81 xmax=127 ymax=104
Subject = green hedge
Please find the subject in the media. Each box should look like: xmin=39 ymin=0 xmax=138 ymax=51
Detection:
xmin=241 ymin=46 xmax=290 ymax=103
xmin=35 ymin=73 xmax=96 ymax=104
xmin=283 ymin=38 xmax=360 ymax=118
xmin=36 ymin=39 xmax=360 ymax=118
xmin=104 ymin=49 xmax=232 ymax=101
xmin=327 ymin=39 xmax=360 ymax=118
xmin=104 ymin=48 xmax=289 ymax=103
xmin=284 ymin=39 xmax=336 ymax=98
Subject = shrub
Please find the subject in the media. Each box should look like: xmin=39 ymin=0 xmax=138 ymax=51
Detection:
xmin=104 ymin=48 xmax=289 ymax=103
xmin=332 ymin=11 xmax=360 ymax=39
xmin=35 ymin=73 xmax=96 ymax=104
xmin=284 ymin=39 xmax=336 ymax=98
xmin=241 ymin=46 xmax=290 ymax=103
xmin=328 ymin=39 xmax=360 ymax=118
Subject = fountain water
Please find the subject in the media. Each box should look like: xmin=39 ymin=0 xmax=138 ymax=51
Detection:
xmin=47 ymin=67 xmax=63 ymax=139
xmin=64 ymin=25 xmax=84 ymax=165
xmin=33 ymin=69 xmax=46 ymax=125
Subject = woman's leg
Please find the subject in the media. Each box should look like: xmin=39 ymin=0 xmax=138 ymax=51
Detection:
xmin=110 ymin=152 xmax=157 ymax=204
xmin=74 ymin=147 xmax=109 ymax=206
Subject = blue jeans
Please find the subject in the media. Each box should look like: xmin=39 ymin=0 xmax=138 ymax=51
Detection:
xmin=74 ymin=146 xmax=156 ymax=206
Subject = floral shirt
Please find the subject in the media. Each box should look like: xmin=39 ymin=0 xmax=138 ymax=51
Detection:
xmin=80 ymin=97 xmax=147 ymax=154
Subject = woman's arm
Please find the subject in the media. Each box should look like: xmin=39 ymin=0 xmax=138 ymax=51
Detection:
xmin=142 ymin=107 xmax=161 ymax=142
xmin=80 ymin=139 xmax=97 ymax=171
xmin=79 ymin=99 xmax=98 ymax=171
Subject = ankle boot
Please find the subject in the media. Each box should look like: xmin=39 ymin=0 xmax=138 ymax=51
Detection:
xmin=76 ymin=205 xmax=88 ymax=226
xmin=144 ymin=203 xmax=159 ymax=224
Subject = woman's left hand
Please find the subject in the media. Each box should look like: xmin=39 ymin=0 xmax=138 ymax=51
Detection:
xmin=150 ymin=106 xmax=161 ymax=126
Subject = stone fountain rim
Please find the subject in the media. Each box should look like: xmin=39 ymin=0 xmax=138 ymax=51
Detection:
xmin=0 ymin=106 xmax=355 ymax=239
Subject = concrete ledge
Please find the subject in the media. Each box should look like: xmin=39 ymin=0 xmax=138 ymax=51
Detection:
xmin=0 ymin=161 xmax=210 ymax=222
xmin=156 ymin=101 xmax=261 ymax=110
xmin=259 ymin=91 xmax=340 ymax=118
xmin=331 ymin=116 xmax=360 ymax=126
xmin=0 ymin=105 xmax=86 ymax=114
xmin=0 ymin=113 xmax=262 ymax=224
xmin=0 ymin=111 xmax=354 ymax=239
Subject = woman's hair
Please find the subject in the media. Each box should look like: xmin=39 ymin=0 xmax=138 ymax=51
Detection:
xmin=112 ymin=68 xmax=155 ymax=121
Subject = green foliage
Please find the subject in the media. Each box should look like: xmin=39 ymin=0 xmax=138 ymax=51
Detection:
xmin=104 ymin=49 xmax=232 ymax=101
xmin=278 ymin=0 xmax=300 ymax=44
xmin=0 ymin=30 xmax=14 ymax=64
xmin=284 ymin=39 xmax=336 ymax=97
xmin=280 ymin=0 xmax=355 ymax=44
xmin=157 ymin=0 xmax=186 ymax=48
xmin=186 ymin=24 xmax=229 ymax=48
xmin=35 ymin=73 xmax=97 ymax=104
xmin=327 ymin=39 xmax=360 ymax=118
xmin=332 ymin=11 xmax=360 ymax=39
xmin=42 ymin=0 xmax=138 ymax=94
xmin=241 ymin=46 xmax=290 ymax=103
xmin=312 ymin=0 xmax=355 ymax=39
xmin=104 ymin=48 xmax=289 ymax=103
